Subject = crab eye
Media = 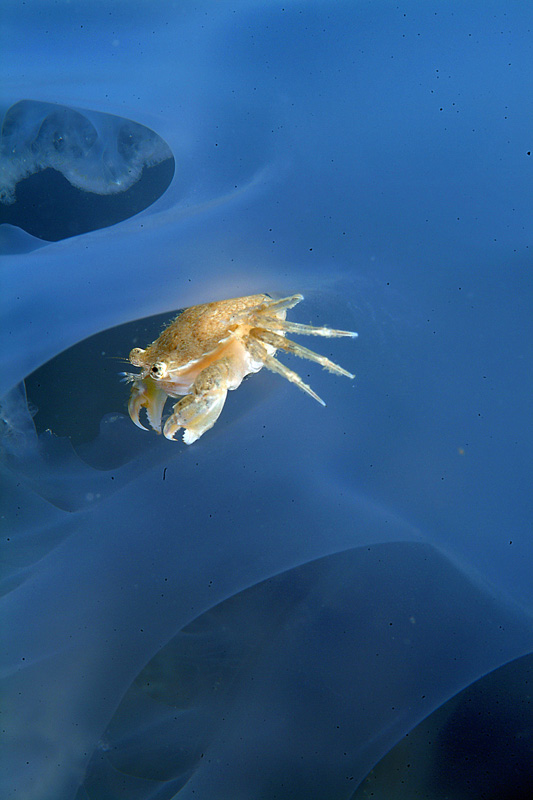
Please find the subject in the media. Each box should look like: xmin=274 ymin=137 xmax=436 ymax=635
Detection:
xmin=150 ymin=361 xmax=167 ymax=380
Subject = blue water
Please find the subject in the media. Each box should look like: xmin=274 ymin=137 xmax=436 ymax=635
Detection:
xmin=1 ymin=2 xmax=532 ymax=798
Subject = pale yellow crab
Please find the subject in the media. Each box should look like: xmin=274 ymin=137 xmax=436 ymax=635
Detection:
xmin=124 ymin=294 xmax=357 ymax=444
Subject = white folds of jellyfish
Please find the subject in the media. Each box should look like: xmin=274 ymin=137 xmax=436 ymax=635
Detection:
xmin=0 ymin=99 xmax=173 ymax=204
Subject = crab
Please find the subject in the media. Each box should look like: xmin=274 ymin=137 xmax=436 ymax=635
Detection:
xmin=124 ymin=293 xmax=357 ymax=444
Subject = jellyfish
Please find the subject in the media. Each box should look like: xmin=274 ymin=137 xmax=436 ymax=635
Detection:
xmin=1 ymin=1 xmax=532 ymax=799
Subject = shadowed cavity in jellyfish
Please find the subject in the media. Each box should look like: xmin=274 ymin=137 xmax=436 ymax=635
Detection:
xmin=352 ymin=652 xmax=533 ymax=799
xmin=0 ymin=100 xmax=174 ymax=241
xmin=0 ymin=306 xmax=294 ymax=511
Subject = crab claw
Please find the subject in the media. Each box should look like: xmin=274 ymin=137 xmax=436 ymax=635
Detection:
xmin=163 ymin=390 xmax=227 ymax=444
xmin=128 ymin=376 xmax=167 ymax=433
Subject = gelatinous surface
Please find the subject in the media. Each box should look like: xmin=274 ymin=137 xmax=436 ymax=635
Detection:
xmin=0 ymin=100 xmax=174 ymax=240
xmin=1 ymin=2 xmax=532 ymax=799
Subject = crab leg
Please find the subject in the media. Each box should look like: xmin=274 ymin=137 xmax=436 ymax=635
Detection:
xmin=251 ymin=328 xmax=355 ymax=379
xmin=256 ymin=294 xmax=304 ymax=313
xmin=232 ymin=294 xmax=304 ymax=324
xmin=256 ymin=316 xmax=358 ymax=339
xmin=247 ymin=338 xmax=325 ymax=406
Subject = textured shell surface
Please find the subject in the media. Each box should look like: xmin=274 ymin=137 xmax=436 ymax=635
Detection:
xmin=144 ymin=294 xmax=269 ymax=369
